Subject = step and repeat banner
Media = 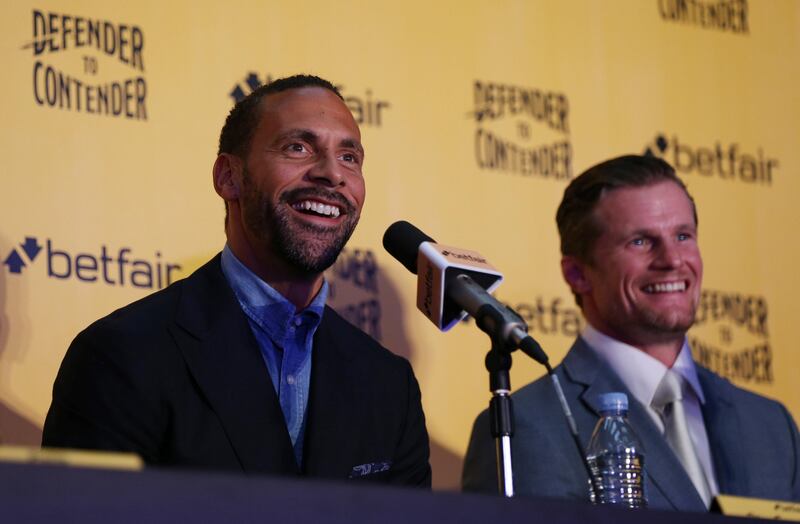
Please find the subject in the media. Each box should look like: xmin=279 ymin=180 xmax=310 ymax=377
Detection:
xmin=1 ymin=0 xmax=798 ymax=489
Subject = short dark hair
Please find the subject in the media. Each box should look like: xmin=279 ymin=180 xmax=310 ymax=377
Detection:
xmin=556 ymin=154 xmax=697 ymax=264
xmin=217 ymin=74 xmax=344 ymax=158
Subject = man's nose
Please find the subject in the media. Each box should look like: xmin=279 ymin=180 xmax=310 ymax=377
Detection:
xmin=653 ymin=239 xmax=683 ymax=269
xmin=307 ymin=151 xmax=345 ymax=187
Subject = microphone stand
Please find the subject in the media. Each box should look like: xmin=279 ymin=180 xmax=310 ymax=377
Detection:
xmin=485 ymin=344 xmax=515 ymax=497
xmin=473 ymin=300 xmax=594 ymax=499
xmin=476 ymin=306 xmax=518 ymax=498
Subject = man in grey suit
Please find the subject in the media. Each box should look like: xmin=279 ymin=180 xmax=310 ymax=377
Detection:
xmin=462 ymin=155 xmax=800 ymax=510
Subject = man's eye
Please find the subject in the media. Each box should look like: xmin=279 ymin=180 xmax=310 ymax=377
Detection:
xmin=631 ymin=238 xmax=648 ymax=247
xmin=341 ymin=152 xmax=359 ymax=163
xmin=286 ymin=143 xmax=308 ymax=154
xmin=677 ymin=233 xmax=692 ymax=241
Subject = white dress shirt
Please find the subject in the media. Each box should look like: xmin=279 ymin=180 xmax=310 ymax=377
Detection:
xmin=581 ymin=324 xmax=720 ymax=498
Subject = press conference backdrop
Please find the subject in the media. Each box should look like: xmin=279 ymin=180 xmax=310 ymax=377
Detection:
xmin=1 ymin=0 xmax=797 ymax=489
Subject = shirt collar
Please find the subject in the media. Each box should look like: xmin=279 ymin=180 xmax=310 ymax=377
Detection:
xmin=220 ymin=245 xmax=327 ymax=342
xmin=581 ymin=323 xmax=706 ymax=405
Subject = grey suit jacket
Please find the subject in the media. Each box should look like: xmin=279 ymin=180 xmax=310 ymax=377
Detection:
xmin=462 ymin=338 xmax=800 ymax=510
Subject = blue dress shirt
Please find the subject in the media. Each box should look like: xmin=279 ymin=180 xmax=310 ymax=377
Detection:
xmin=220 ymin=245 xmax=327 ymax=466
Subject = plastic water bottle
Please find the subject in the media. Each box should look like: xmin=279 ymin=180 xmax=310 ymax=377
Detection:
xmin=586 ymin=392 xmax=647 ymax=508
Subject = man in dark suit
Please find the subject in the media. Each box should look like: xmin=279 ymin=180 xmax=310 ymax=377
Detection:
xmin=42 ymin=75 xmax=431 ymax=487
xmin=462 ymin=155 xmax=799 ymax=509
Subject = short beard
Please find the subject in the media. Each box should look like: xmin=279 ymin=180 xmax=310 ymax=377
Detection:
xmin=634 ymin=304 xmax=697 ymax=341
xmin=241 ymin=173 xmax=359 ymax=275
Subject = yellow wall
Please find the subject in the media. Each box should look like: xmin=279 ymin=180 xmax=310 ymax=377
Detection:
xmin=1 ymin=0 xmax=797 ymax=489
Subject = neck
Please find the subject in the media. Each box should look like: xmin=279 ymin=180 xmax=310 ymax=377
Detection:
xmin=226 ymin=227 xmax=323 ymax=311
xmin=586 ymin=317 xmax=685 ymax=368
xmin=632 ymin=339 xmax=684 ymax=368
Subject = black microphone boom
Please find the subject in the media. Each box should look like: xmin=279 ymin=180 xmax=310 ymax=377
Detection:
xmin=384 ymin=220 xmax=592 ymax=497
xmin=383 ymin=220 xmax=548 ymax=366
xmin=383 ymin=220 xmax=598 ymax=497
xmin=382 ymin=220 xmax=432 ymax=275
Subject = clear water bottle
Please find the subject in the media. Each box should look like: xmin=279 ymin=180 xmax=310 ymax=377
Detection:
xmin=586 ymin=392 xmax=647 ymax=508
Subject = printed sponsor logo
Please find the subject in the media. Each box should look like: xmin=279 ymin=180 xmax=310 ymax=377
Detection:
xmin=644 ymin=133 xmax=777 ymax=186
xmin=463 ymin=295 xmax=585 ymax=338
xmin=441 ymin=250 xmax=488 ymax=265
xmin=24 ymin=9 xmax=148 ymax=120
xmin=2 ymin=235 xmax=180 ymax=290
xmin=504 ymin=296 xmax=584 ymax=337
xmin=327 ymin=247 xmax=381 ymax=340
xmin=229 ymin=72 xmax=390 ymax=127
xmin=472 ymin=80 xmax=572 ymax=180
xmin=691 ymin=288 xmax=773 ymax=384
xmin=422 ymin=265 xmax=434 ymax=318
xmin=658 ymin=0 xmax=749 ymax=34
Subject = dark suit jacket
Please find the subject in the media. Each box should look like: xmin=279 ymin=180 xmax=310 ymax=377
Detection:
xmin=462 ymin=338 xmax=800 ymax=510
xmin=43 ymin=255 xmax=431 ymax=487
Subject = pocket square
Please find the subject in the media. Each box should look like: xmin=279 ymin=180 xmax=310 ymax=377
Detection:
xmin=348 ymin=460 xmax=392 ymax=478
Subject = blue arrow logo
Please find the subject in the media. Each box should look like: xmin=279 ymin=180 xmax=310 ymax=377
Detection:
xmin=21 ymin=236 xmax=41 ymax=261
xmin=245 ymin=72 xmax=261 ymax=91
xmin=644 ymin=134 xmax=669 ymax=158
xmin=3 ymin=249 xmax=26 ymax=274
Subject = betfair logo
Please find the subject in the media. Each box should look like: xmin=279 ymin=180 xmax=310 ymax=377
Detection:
xmin=3 ymin=237 xmax=42 ymax=275
xmin=441 ymin=250 xmax=488 ymax=264
xmin=644 ymin=133 xmax=776 ymax=185
xmin=464 ymin=295 xmax=585 ymax=338
xmin=229 ymin=72 xmax=390 ymax=127
xmin=3 ymin=236 xmax=180 ymax=289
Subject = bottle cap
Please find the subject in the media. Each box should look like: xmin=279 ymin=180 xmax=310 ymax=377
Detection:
xmin=599 ymin=392 xmax=628 ymax=413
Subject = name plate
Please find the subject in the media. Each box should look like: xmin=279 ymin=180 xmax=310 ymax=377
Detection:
xmin=0 ymin=445 xmax=143 ymax=471
xmin=714 ymin=494 xmax=800 ymax=521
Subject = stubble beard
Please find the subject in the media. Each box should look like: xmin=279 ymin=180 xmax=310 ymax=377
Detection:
xmin=241 ymin=177 xmax=359 ymax=275
xmin=632 ymin=295 xmax=698 ymax=342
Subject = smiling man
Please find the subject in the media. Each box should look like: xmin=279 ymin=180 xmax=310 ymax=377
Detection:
xmin=42 ymin=75 xmax=431 ymax=487
xmin=463 ymin=155 xmax=799 ymax=509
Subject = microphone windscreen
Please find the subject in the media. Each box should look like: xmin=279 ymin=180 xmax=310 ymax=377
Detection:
xmin=382 ymin=221 xmax=436 ymax=275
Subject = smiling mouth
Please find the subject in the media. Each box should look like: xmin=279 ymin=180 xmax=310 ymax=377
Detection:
xmin=642 ymin=280 xmax=687 ymax=294
xmin=291 ymin=199 xmax=341 ymax=218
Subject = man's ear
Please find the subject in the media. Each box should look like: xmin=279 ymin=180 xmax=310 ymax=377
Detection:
xmin=561 ymin=256 xmax=592 ymax=295
xmin=213 ymin=154 xmax=242 ymax=201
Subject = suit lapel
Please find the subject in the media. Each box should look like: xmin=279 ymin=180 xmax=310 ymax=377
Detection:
xmin=302 ymin=307 xmax=360 ymax=477
xmin=170 ymin=255 xmax=296 ymax=474
xmin=563 ymin=339 xmax=706 ymax=511
xmin=697 ymin=367 xmax=748 ymax=495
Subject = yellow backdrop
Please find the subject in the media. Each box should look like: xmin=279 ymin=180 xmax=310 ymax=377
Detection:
xmin=1 ymin=0 xmax=797 ymax=489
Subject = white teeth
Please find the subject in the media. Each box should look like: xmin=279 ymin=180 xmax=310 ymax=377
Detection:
xmin=644 ymin=281 xmax=687 ymax=294
xmin=293 ymin=200 xmax=341 ymax=217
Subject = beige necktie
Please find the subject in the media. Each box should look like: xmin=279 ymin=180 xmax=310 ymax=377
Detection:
xmin=652 ymin=369 xmax=712 ymax=507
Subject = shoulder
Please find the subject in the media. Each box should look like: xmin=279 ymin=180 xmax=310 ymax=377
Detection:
xmin=697 ymin=365 xmax=787 ymax=413
xmin=77 ymin=255 xmax=222 ymax=344
xmin=76 ymin=277 xmax=185 ymax=349
xmin=697 ymin=365 xmax=800 ymax=451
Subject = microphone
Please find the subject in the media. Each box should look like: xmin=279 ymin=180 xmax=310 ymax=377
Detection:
xmin=383 ymin=221 xmax=590 ymax=493
xmin=382 ymin=220 xmax=501 ymax=331
xmin=382 ymin=221 xmax=548 ymax=365
xmin=383 ymin=221 xmax=589 ymax=489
